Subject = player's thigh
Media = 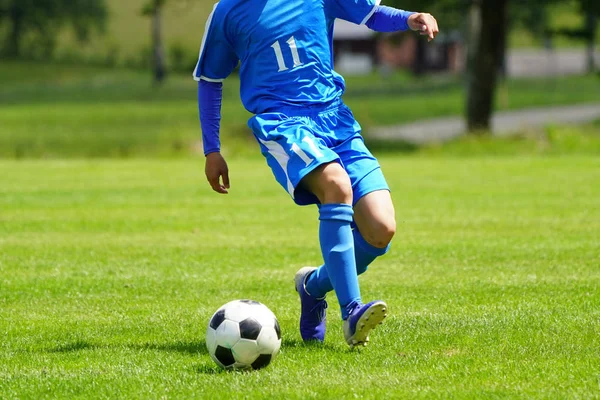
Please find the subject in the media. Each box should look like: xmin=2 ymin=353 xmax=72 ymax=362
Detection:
xmin=300 ymin=162 xmax=353 ymax=205
xmin=333 ymin=134 xmax=389 ymax=206
xmin=353 ymin=189 xmax=396 ymax=249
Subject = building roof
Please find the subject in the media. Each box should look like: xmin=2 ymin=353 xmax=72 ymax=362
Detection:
xmin=333 ymin=19 xmax=376 ymax=40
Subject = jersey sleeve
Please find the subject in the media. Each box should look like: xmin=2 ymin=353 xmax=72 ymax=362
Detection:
xmin=193 ymin=3 xmax=239 ymax=82
xmin=324 ymin=0 xmax=381 ymax=25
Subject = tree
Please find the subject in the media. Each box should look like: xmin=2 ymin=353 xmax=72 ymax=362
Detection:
xmin=392 ymin=0 xmax=509 ymax=133
xmin=579 ymin=0 xmax=599 ymax=73
xmin=142 ymin=0 xmax=167 ymax=84
xmin=584 ymin=13 xmax=597 ymax=73
xmin=386 ymin=0 xmax=508 ymax=133
xmin=465 ymin=0 xmax=509 ymax=132
xmin=0 ymin=0 xmax=107 ymax=58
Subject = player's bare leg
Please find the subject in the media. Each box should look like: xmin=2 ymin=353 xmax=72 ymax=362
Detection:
xmin=353 ymin=190 xmax=396 ymax=249
xmin=352 ymin=189 xmax=396 ymax=277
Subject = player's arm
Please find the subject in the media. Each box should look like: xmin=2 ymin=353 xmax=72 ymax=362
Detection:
xmin=194 ymin=4 xmax=238 ymax=194
xmin=325 ymin=0 xmax=438 ymax=42
xmin=199 ymin=80 xmax=230 ymax=194
xmin=365 ymin=6 xmax=439 ymax=41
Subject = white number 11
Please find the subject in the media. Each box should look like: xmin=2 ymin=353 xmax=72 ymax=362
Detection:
xmin=271 ymin=36 xmax=303 ymax=72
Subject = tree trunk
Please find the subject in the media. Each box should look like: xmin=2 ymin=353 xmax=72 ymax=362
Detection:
xmin=412 ymin=38 xmax=427 ymax=76
xmin=497 ymin=8 xmax=508 ymax=81
xmin=465 ymin=0 xmax=509 ymax=133
xmin=6 ymin=4 xmax=24 ymax=57
xmin=585 ymin=13 xmax=597 ymax=73
xmin=151 ymin=0 xmax=167 ymax=84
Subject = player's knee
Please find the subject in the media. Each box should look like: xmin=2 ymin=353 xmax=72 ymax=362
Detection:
xmin=377 ymin=219 xmax=396 ymax=247
xmin=365 ymin=218 xmax=396 ymax=249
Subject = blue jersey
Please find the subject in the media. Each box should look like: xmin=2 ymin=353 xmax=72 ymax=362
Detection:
xmin=193 ymin=0 xmax=379 ymax=114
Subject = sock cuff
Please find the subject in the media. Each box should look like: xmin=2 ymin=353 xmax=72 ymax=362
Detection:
xmin=353 ymin=228 xmax=390 ymax=257
xmin=319 ymin=203 xmax=354 ymax=223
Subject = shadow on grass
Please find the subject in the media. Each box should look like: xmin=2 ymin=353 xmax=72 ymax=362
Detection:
xmin=47 ymin=339 xmax=208 ymax=355
xmin=47 ymin=337 xmax=343 ymax=360
xmin=134 ymin=340 xmax=208 ymax=355
xmin=345 ymin=80 xmax=458 ymax=98
xmin=49 ymin=339 xmax=95 ymax=353
xmin=282 ymin=337 xmax=341 ymax=352
xmin=364 ymin=138 xmax=420 ymax=154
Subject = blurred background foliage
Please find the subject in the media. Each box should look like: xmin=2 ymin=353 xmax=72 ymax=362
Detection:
xmin=0 ymin=0 xmax=597 ymax=70
xmin=0 ymin=0 xmax=598 ymax=157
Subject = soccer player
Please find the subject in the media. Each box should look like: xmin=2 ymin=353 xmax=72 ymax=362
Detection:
xmin=195 ymin=0 xmax=439 ymax=347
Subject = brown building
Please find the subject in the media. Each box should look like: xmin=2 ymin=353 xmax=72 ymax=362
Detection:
xmin=333 ymin=19 xmax=464 ymax=75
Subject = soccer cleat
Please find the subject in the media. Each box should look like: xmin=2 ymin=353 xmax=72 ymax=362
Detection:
xmin=294 ymin=267 xmax=327 ymax=342
xmin=343 ymin=300 xmax=388 ymax=348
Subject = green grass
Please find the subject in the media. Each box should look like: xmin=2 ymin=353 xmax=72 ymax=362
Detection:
xmin=1 ymin=61 xmax=599 ymax=158
xmin=1 ymin=156 xmax=599 ymax=398
xmin=369 ymin=121 xmax=600 ymax=157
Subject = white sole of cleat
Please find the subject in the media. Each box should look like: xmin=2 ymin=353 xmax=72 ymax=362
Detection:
xmin=347 ymin=302 xmax=388 ymax=348
xmin=294 ymin=266 xmax=317 ymax=294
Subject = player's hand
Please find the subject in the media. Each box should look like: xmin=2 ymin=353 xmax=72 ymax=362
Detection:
xmin=205 ymin=152 xmax=230 ymax=194
xmin=408 ymin=13 xmax=439 ymax=42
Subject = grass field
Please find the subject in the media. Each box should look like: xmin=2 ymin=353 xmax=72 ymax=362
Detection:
xmin=1 ymin=156 xmax=599 ymax=398
xmin=1 ymin=61 xmax=599 ymax=158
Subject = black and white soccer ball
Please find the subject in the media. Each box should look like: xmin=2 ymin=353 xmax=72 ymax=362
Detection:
xmin=206 ymin=300 xmax=281 ymax=370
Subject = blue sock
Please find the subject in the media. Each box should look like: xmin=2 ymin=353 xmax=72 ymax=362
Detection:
xmin=305 ymin=227 xmax=390 ymax=313
xmin=317 ymin=203 xmax=361 ymax=319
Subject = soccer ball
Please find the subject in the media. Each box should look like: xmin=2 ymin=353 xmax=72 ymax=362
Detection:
xmin=206 ymin=300 xmax=281 ymax=370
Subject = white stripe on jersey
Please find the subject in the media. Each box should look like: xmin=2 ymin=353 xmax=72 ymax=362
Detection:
xmin=193 ymin=3 xmax=219 ymax=81
xmin=360 ymin=0 xmax=381 ymax=25
xmin=199 ymin=76 xmax=225 ymax=83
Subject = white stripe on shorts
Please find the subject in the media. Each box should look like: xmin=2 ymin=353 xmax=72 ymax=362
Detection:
xmin=258 ymin=138 xmax=295 ymax=198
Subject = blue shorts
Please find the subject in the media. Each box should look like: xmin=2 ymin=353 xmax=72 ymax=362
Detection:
xmin=248 ymin=98 xmax=389 ymax=206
